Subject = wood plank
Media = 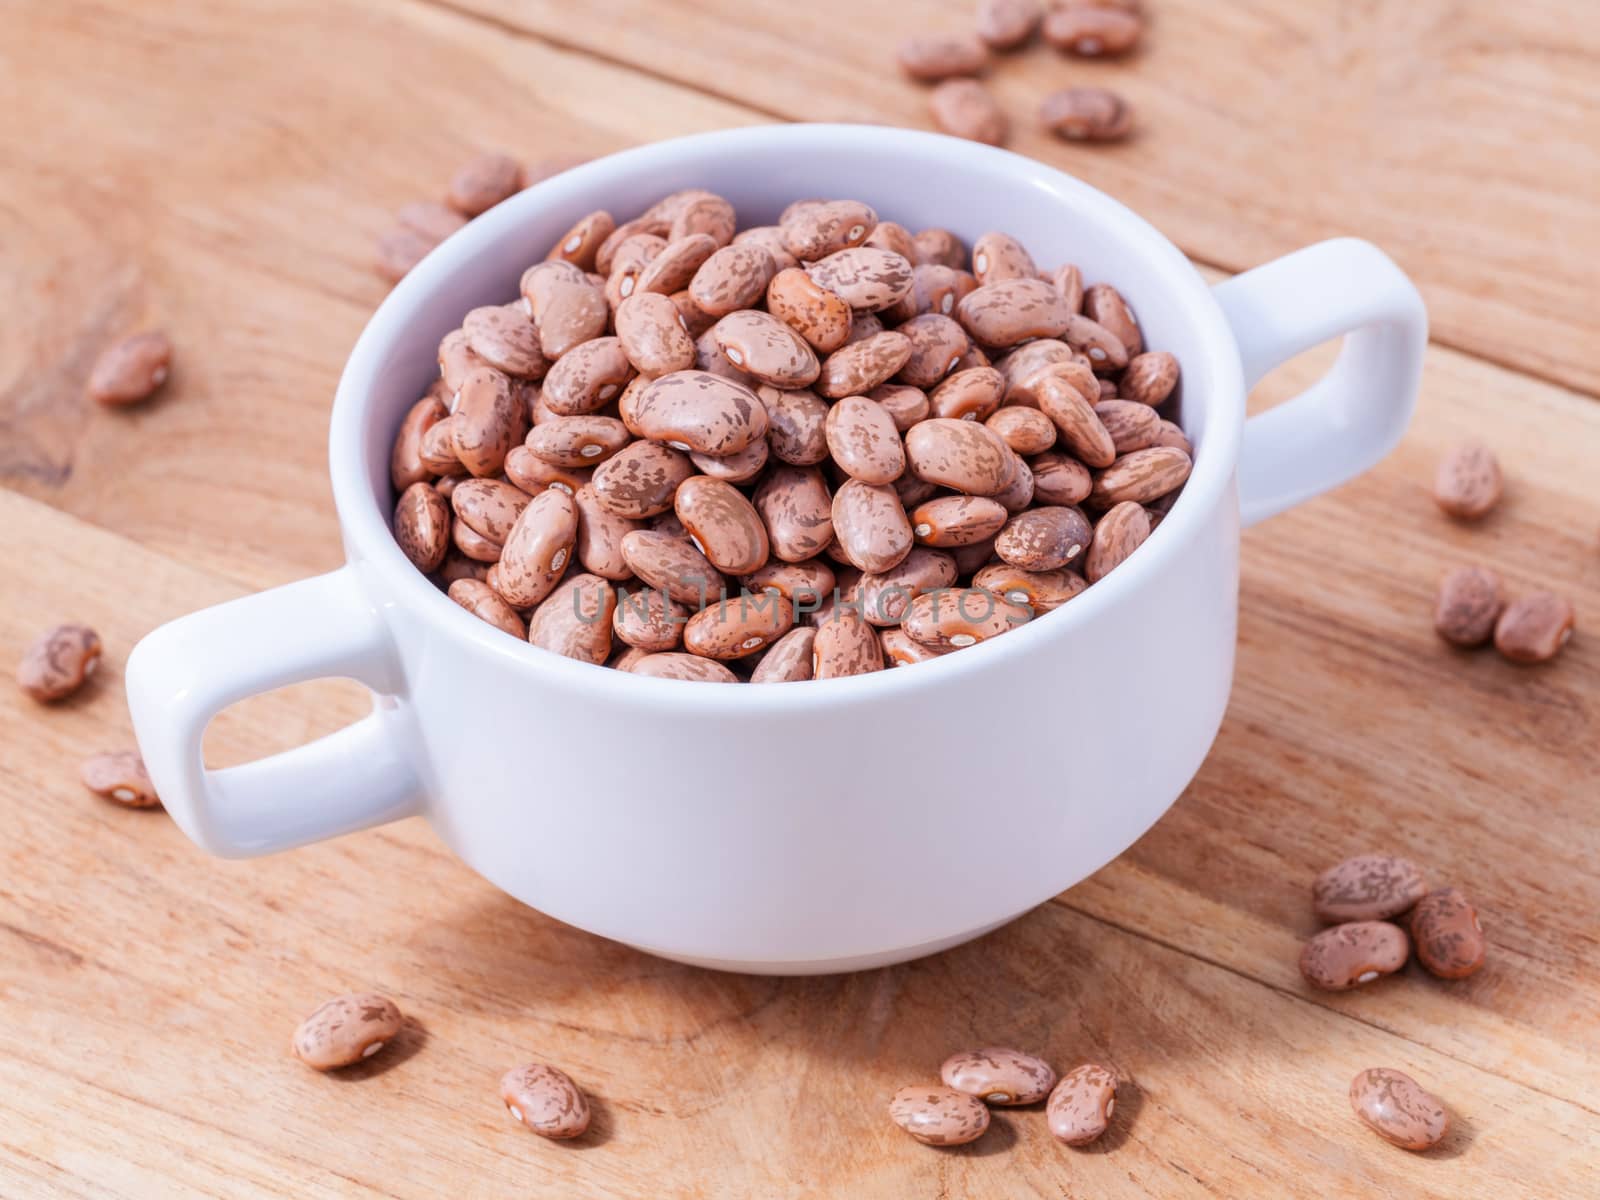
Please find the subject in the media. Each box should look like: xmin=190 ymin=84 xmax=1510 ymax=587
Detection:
xmin=441 ymin=0 xmax=1600 ymax=395
xmin=0 ymin=493 xmax=1595 ymax=1198
xmin=0 ymin=0 xmax=760 ymax=592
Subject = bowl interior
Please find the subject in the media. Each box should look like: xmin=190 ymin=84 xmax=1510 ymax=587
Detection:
xmin=332 ymin=124 xmax=1240 ymax=701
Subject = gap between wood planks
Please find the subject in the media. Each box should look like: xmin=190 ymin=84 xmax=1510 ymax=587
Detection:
xmin=407 ymin=0 xmax=1600 ymax=404
xmin=1046 ymin=895 xmax=1600 ymax=1122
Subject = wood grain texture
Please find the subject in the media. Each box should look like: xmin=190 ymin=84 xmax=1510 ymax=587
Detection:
xmin=1 ymin=0 xmax=1598 ymax=1195
xmin=0 ymin=0 xmax=758 ymax=591
xmin=449 ymin=0 xmax=1600 ymax=396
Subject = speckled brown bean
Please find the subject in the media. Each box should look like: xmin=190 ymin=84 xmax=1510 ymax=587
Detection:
xmin=886 ymin=265 xmax=969 ymax=324
xmin=803 ymin=247 xmax=915 ymax=314
xmin=292 ymin=993 xmax=404 ymax=1070
xmin=635 ymin=233 xmax=719 ymax=297
xmin=546 ymin=210 xmax=615 ymax=272
xmin=744 ymin=560 xmax=837 ymax=613
xmin=495 ymin=488 xmax=579 ymax=608
xmin=870 ymin=384 xmax=932 ymax=433
xmin=80 ymin=750 xmax=159 ymax=807
xmin=614 ymin=292 xmax=695 ymax=378
xmin=675 ymin=475 xmax=769 ymax=575
xmin=781 ymin=200 xmax=877 ymax=262
xmin=754 ymin=465 xmax=835 ymax=563
xmin=1433 ymin=441 xmax=1502 ymax=519
xmin=929 ymin=367 xmax=1005 ymax=422
xmin=991 ymin=504 xmax=1090 ymax=571
xmin=391 ymin=393 xmax=449 ymax=490
xmin=1082 ymin=283 xmax=1143 ymax=359
xmin=419 ymin=419 xmax=464 ymax=480
xmin=1121 ymin=350 xmax=1179 ymax=405
xmin=824 ymin=396 xmax=906 ymax=485
xmin=895 ymin=314 xmax=969 ymax=390
xmin=976 ymin=0 xmax=1043 ymax=48
xmin=766 ymin=268 xmax=854 ymax=353
xmin=448 ymin=578 xmax=527 ymax=639
xmin=591 ymin=440 xmax=695 ymax=518
xmin=571 ymin=484 xmax=642 ymax=580
xmin=612 ymin=586 xmax=688 ymax=651
xmin=910 ymin=496 xmax=1009 ymax=547
xmin=1049 ymin=264 xmax=1085 ymax=313
xmin=1041 ymin=86 xmax=1134 ymax=142
xmin=1409 ymin=888 xmax=1487 ymax=980
xmin=464 ymin=304 xmax=547 ymax=379
xmin=520 ymin=262 xmax=608 ymax=359
xmin=831 ymin=480 xmax=914 ymax=574
xmin=1090 ymin=447 xmax=1192 ymax=505
xmin=1029 ymin=452 xmax=1093 ymax=505
xmin=1063 ymin=314 xmax=1131 ymax=371
xmin=452 ymin=515 xmax=504 ymax=564
xmin=957 ymin=278 xmax=1073 ymax=347
xmin=451 ymin=478 xmax=531 ymax=544
xmin=1349 ymin=1069 xmax=1449 ymax=1151
xmin=712 ymin=310 xmax=821 ymax=388
xmin=888 ymin=1084 xmax=991 ymax=1146
xmin=972 ymin=563 xmax=1086 ymax=612
xmin=670 ymin=194 xmax=737 ymax=247
xmin=620 ymin=531 xmax=727 ymax=607
xmin=18 ymin=623 xmax=103 ymax=703
xmin=1299 ymin=921 xmax=1411 ymax=991
xmin=447 ymin=151 xmax=522 ymax=216
xmin=896 ymin=33 xmax=990 ymax=81
xmin=1093 ymin=399 xmax=1161 ymax=454
xmin=1493 ymin=591 xmax=1575 ymax=663
xmin=624 ymin=370 xmax=768 ymax=456
xmin=733 ymin=225 xmax=801 ymax=272
xmin=903 ymin=588 xmax=1031 ymax=649
xmin=816 ymin=331 xmax=913 ymax=399
xmin=756 ymin=386 xmax=827 ymax=465
xmin=880 ymin=626 xmax=952 ymax=666
xmin=394 ymin=482 xmax=450 ymax=573
xmin=688 ymin=243 xmax=777 ymax=318
xmin=999 ymin=341 xmax=1081 ymax=405
xmin=858 ymin=548 xmax=959 ymax=626
xmin=930 ymin=79 xmax=1009 ymax=146
xmin=691 ymin=438 xmax=769 ymax=485
xmin=1042 ymin=5 xmax=1142 ymax=55
xmin=542 ymin=337 xmax=636 ymax=415
xmin=750 ymin=626 xmax=816 ymax=682
xmin=1313 ymin=854 xmax=1428 ymax=923
xmin=453 ymin=366 xmax=527 ymax=478
xmin=526 ymin=416 xmax=632 ymax=468
xmin=528 ymin=572 xmax=616 ymax=664
xmin=1151 ymin=420 xmax=1191 ymax=456
xmin=1433 ymin=565 xmax=1504 ymax=648
xmin=628 ymin=652 xmax=739 ymax=682
xmin=504 ymin=447 xmax=591 ymax=498
xmin=970 ymin=233 xmax=1037 ymax=286
xmin=1046 ymin=1063 xmax=1118 ymax=1145
xmin=439 ymin=328 xmax=487 ymax=394
xmin=87 ymin=331 xmax=173 ymax=406
xmin=905 ymin=418 xmax=1012 ymax=496
xmin=500 ymin=1063 xmax=591 ymax=1140
xmin=684 ymin=592 xmax=795 ymax=659
xmin=1083 ymin=500 xmax=1150 ymax=582
xmin=986 ymin=406 xmax=1056 ymax=455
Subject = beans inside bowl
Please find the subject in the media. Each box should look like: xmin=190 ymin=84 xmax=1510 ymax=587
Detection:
xmin=388 ymin=189 xmax=1189 ymax=682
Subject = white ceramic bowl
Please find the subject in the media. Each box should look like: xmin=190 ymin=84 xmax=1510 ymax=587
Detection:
xmin=126 ymin=125 xmax=1425 ymax=973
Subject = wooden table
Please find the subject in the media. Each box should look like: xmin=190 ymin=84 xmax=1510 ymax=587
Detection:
xmin=3 ymin=2 xmax=1596 ymax=1195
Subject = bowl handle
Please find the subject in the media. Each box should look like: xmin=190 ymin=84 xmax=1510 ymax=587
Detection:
xmin=1212 ymin=238 xmax=1427 ymax=527
xmin=125 ymin=567 xmax=422 ymax=858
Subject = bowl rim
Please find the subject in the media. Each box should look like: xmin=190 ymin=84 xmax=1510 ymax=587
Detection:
xmin=330 ymin=123 xmax=1244 ymax=712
